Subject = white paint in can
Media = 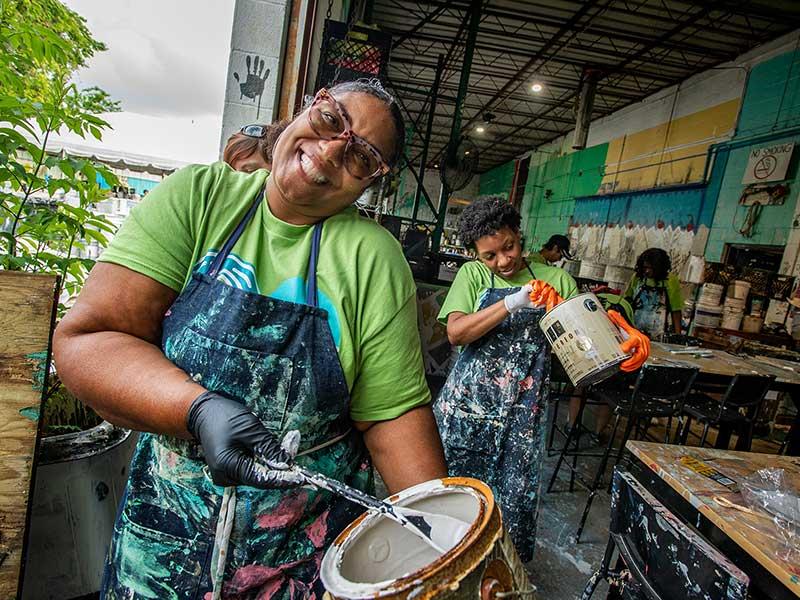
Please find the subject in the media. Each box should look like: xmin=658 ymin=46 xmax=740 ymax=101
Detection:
xmin=540 ymin=293 xmax=628 ymax=387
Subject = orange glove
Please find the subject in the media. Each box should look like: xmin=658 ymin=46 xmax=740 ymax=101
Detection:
xmin=607 ymin=310 xmax=650 ymax=372
xmin=528 ymin=280 xmax=563 ymax=312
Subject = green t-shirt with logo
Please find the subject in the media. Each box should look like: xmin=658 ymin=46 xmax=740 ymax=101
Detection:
xmin=437 ymin=260 xmax=579 ymax=324
xmin=99 ymin=162 xmax=430 ymax=422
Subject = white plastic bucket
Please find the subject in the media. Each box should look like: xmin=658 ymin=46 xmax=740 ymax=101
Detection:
xmin=724 ymin=296 xmax=746 ymax=310
xmin=728 ymin=280 xmax=751 ymax=300
xmin=742 ymin=315 xmax=763 ymax=333
xmin=539 ymin=293 xmax=628 ymax=387
xmin=699 ymin=283 xmax=724 ymax=305
xmin=694 ymin=302 xmax=722 ymax=328
xmin=721 ymin=311 xmax=743 ymax=331
xmin=578 ymin=261 xmax=607 ymax=281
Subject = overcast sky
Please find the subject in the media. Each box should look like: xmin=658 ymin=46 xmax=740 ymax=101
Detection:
xmin=56 ymin=0 xmax=236 ymax=164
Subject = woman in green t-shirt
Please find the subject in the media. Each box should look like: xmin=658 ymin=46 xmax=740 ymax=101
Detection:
xmin=624 ymin=247 xmax=683 ymax=338
xmin=53 ymin=80 xmax=446 ymax=599
xmin=434 ymin=198 xmax=577 ymax=562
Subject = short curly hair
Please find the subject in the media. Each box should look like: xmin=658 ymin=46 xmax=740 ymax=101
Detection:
xmin=635 ymin=247 xmax=671 ymax=281
xmin=458 ymin=197 xmax=521 ymax=249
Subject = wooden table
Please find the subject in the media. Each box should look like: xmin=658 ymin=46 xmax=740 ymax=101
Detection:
xmin=626 ymin=441 xmax=800 ymax=599
xmin=648 ymin=343 xmax=800 ymax=454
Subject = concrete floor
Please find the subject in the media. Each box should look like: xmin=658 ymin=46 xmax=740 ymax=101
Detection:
xmin=527 ymin=444 xmax=612 ymax=600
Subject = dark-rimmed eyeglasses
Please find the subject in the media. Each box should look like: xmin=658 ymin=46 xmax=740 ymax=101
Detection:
xmin=307 ymin=89 xmax=390 ymax=180
xmin=240 ymin=124 xmax=268 ymax=138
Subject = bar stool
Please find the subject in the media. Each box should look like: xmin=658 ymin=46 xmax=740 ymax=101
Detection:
xmin=548 ymin=363 xmax=698 ymax=541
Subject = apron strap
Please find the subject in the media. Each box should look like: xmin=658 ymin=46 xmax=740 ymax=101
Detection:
xmin=490 ymin=259 xmax=535 ymax=292
xmin=208 ymin=189 xmax=265 ymax=278
xmin=305 ymin=222 xmax=324 ymax=308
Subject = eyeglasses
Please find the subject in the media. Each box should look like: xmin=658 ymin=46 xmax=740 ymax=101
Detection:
xmin=240 ymin=124 xmax=268 ymax=138
xmin=307 ymin=89 xmax=390 ymax=180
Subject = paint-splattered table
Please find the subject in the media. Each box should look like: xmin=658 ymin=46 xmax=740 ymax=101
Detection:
xmin=626 ymin=441 xmax=800 ymax=599
xmin=647 ymin=343 xmax=800 ymax=454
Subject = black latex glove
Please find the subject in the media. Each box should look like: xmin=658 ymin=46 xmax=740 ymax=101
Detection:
xmin=186 ymin=391 xmax=304 ymax=488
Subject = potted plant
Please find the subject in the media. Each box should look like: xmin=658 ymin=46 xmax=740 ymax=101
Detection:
xmin=1 ymin=1 xmax=138 ymax=596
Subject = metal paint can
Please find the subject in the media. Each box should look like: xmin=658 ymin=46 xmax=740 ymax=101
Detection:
xmin=539 ymin=293 xmax=628 ymax=387
xmin=321 ymin=477 xmax=531 ymax=600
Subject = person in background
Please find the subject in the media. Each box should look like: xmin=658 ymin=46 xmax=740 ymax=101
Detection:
xmin=530 ymin=233 xmax=573 ymax=265
xmin=223 ymin=121 xmax=288 ymax=173
xmin=54 ymin=80 xmax=446 ymax=599
xmin=433 ymin=198 xmax=577 ymax=562
xmin=625 ymin=247 xmax=683 ymax=338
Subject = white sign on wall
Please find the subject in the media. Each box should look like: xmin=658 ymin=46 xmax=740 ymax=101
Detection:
xmin=742 ymin=142 xmax=795 ymax=184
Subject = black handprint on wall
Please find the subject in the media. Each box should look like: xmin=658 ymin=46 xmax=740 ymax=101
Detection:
xmin=234 ymin=55 xmax=271 ymax=118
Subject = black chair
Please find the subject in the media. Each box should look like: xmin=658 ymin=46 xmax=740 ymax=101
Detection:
xmin=582 ymin=466 xmax=749 ymax=600
xmin=548 ymin=364 xmax=698 ymax=541
xmin=677 ymin=374 xmax=775 ymax=451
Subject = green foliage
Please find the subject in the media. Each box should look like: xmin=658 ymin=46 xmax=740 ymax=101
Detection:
xmin=0 ymin=0 xmax=121 ymax=312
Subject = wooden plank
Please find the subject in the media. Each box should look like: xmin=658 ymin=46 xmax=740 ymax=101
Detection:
xmin=627 ymin=441 xmax=800 ymax=597
xmin=0 ymin=271 xmax=58 ymax=598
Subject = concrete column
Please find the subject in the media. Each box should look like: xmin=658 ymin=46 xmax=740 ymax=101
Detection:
xmin=219 ymin=0 xmax=293 ymax=156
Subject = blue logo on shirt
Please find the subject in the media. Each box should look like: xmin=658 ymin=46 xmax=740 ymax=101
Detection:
xmin=194 ymin=251 xmax=341 ymax=347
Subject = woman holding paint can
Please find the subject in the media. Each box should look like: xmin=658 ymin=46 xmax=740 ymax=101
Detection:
xmin=433 ymin=198 xmax=578 ymax=561
xmin=54 ymin=80 xmax=446 ymax=599
xmin=625 ymin=247 xmax=683 ymax=338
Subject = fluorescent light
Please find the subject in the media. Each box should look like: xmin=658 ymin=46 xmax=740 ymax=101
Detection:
xmin=531 ymin=82 xmax=543 ymax=93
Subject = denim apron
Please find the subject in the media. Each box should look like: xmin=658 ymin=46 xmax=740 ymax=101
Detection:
xmin=632 ymin=281 xmax=669 ymax=338
xmin=433 ymin=263 xmax=551 ymax=563
xmin=102 ymin=190 xmax=370 ymax=600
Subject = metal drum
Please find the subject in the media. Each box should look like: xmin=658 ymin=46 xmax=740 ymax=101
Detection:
xmin=321 ymin=477 xmax=531 ymax=600
xmin=539 ymin=293 xmax=628 ymax=387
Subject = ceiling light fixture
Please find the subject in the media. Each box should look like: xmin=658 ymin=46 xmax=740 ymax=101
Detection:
xmin=531 ymin=82 xmax=543 ymax=93
xmin=476 ymin=126 xmax=485 ymax=133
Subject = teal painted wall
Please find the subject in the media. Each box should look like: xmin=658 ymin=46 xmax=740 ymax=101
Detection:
xmin=706 ymin=49 xmax=800 ymax=261
xmin=478 ymin=161 xmax=516 ymax=198
xmin=520 ymin=144 xmax=608 ymax=250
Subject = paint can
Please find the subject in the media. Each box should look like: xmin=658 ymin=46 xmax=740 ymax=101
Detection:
xmin=578 ymin=260 xmax=606 ymax=281
xmin=694 ymin=302 xmax=723 ymax=328
xmin=539 ymin=293 xmax=628 ymax=387
xmin=321 ymin=477 xmax=531 ymax=600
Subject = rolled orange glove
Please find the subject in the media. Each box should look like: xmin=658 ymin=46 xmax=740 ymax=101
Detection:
xmin=528 ymin=279 xmax=563 ymax=312
xmin=607 ymin=310 xmax=650 ymax=372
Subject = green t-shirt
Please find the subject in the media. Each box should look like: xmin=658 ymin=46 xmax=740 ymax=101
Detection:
xmin=529 ymin=251 xmax=547 ymax=264
xmin=437 ymin=260 xmax=579 ymax=324
xmin=624 ymin=273 xmax=683 ymax=312
xmin=99 ymin=162 xmax=430 ymax=422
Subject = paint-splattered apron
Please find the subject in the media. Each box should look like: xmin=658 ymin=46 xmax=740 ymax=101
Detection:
xmin=632 ymin=282 xmax=668 ymax=338
xmin=101 ymin=190 xmax=370 ymax=600
xmin=433 ymin=266 xmax=551 ymax=563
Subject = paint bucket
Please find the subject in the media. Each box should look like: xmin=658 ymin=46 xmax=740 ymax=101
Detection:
xmin=684 ymin=255 xmax=705 ymax=284
xmin=742 ymin=315 xmax=763 ymax=333
xmin=698 ymin=283 xmax=724 ymax=305
xmin=603 ymin=265 xmax=634 ymax=286
xmin=22 ymin=422 xmax=137 ymax=598
xmin=578 ymin=260 xmax=606 ymax=281
xmin=321 ymin=477 xmax=531 ymax=600
xmin=720 ymin=310 xmax=743 ymax=331
xmin=727 ymin=280 xmax=751 ymax=301
xmin=539 ymin=293 xmax=628 ymax=387
xmin=694 ymin=302 xmax=722 ymax=328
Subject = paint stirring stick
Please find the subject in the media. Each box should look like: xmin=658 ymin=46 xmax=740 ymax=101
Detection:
xmin=292 ymin=464 xmax=449 ymax=554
